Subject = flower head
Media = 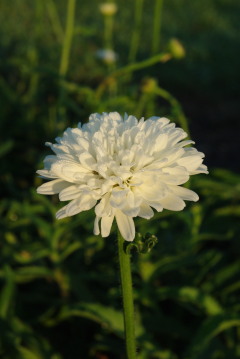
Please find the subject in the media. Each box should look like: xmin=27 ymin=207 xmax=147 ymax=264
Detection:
xmin=99 ymin=3 xmax=117 ymax=16
xmin=96 ymin=49 xmax=118 ymax=64
xmin=37 ymin=113 xmax=208 ymax=241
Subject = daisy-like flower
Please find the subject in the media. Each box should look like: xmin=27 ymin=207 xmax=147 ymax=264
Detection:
xmin=37 ymin=112 xmax=208 ymax=241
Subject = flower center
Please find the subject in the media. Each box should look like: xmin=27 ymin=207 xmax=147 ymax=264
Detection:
xmin=122 ymin=177 xmax=132 ymax=187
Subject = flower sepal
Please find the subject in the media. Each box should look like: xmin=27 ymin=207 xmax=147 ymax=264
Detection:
xmin=124 ymin=232 xmax=158 ymax=255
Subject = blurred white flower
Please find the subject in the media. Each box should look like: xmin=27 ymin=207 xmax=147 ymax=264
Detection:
xmin=37 ymin=113 xmax=208 ymax=241
xmin=99 ymin=3 xmax=117 ymax=16
xmin=96 ymin=49 xmax=118 ymax=64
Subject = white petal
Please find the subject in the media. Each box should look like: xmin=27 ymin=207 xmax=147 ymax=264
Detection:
xmin=109 ymin=112 xmax=122 ymax=122
xmin=66 ymin=194 xmax=96 ymax=216
xmin=160 ymin=194 xmax=186 ymax=211
xmin=93 ymin=216 xmax=100 ymax=235
xmin=126 ymin=191 xmax=142 ymax=208
xmin=153 ymin=133 xmax=169 ymax=152
xmin=37 ymin=179 xmax=70 ymax=195
xmin=36 ymin=170 xmax=58 ymax=179
xmin=78 ymin=152 xmax=97 ymax=170
xmin=160 ymin=166 xmax=189 ymax=185
xmin=95 ymin=194 xmax=112 ymax=216
xmin=56 ymin=205 xmax=68 ymax=219
xmin=115 ymin=210 xmax=135 ymax=242
xmin=121 ymin=205 xmax=140 ymax=217
xmin=101 ymin=215 xmax=114 ymax=237
xmin=109 ymin=188 xmax=128 ymax=209
xmin=170 ymin=186 xmax=199 ymax=202
xmin=136 ymin=173 xmax=169 ymax=201
xmin=159 ymin=148 xmax=185 ymax=166
xmin=147 ymin=201 xmax=163 ymax=212
xmin=46 ymin=142 xmax=71 ymax=155
xmin=191 ymin=164 xmax=209 ymax=175
xmin=176 ymin=140 xmax=195 ymax=148
xmin=133 ymin=149 xmax=154 ymax=171
xmin=168 ymin=129 xmax=187 ymax=146
xmin=41 ymin=155 xmax=57 ymax=170
xmin=138 ymin=203 xmax=154 ymax=219
xmin=51 ymin=162 xmax=91 ymax=183
xmin=149 ymin=116 xmax=170 ymax=127
xmin=59 ymin=185 xmax=81 ymax=201
xmin=177 ymin=155 xmax=203 ymax=172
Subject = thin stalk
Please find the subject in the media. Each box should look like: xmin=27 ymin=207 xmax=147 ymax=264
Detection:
xmin=106 ymin=53 xmax=170 ymax=78
xmin=35 ymin=0 xmax=44 ymax=39
xmin=46 ymin=0 xmax=64 ymax=43
xmin=128 ymin=0 xmax=144 ymax=63
xmin=117 ymin=231 xmax=136 ymax=359
xmin=59 ymin=0 xmax=76 ymax=77
xmin=58 ymin=0 xmax=76 ymax=127
xmin=96 ymin=52 xmax=171 ymax=99
xmin=104 ymin=15 xmax=114 ymax=50
xmin=155 ymin=86 xmax=189 ymax=134
xmin=152 ymin=0 xmax=163 ymax=54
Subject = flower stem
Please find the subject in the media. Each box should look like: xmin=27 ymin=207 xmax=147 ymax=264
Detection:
xmin=117 ymin=231 xmax=136 ymax=359
xmin=57 ymin=0 xmax=76 ymax=128
xmin=103 ymin=15 xmax=114 ymax=50
xmin=128 ymin=0 xmax=144 ymax=63
xmin=152 ymin=0 xmax=164 ymax=54
xmin=59 ymin=0 xmax=76 ymax=77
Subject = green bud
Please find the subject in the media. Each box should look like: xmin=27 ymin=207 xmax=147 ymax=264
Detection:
xmin=125 ymin=233 xmax=158 ymax=254
xmin=168 ymin=38 xmax=185 ymax=59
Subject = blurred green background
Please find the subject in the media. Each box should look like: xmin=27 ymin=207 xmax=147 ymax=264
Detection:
xmin=1 ymin=0 xmax=240 ymax=358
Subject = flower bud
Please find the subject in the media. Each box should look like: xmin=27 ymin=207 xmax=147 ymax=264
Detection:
xmin=168 ymin=38 xmax=185 ymax=59
xmin=141 ymin=78 xmax=158 ymax=94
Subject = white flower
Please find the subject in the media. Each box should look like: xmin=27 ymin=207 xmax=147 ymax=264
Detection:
xmin=99 ymin=3 xmax=118 ymax=16
xmin=37 ymin=112 xmax=208 ymax=241
xmin=96 ymin=49 xmax=118 ymax=64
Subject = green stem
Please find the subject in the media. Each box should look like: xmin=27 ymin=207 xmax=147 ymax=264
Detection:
xmin=154 ymin=86 xmax=189 ymax=134
xmin=152 ymin=0 xmax=163 ymax=54
xmin=96 ymin=52 xmax=171 ymax=99
xmin=107 ymin=52 xmax=170 ymax=78
xmin=117 ymin=231 xmax=136 ymax=359
xmin=128 ymin=0 xmax=144 ymax=63
xmin=58 ymin=0 xmax=76 ymax=128
xmin=59 ymin=0 xmax=76 ymax=77
xmin=104 ymin=15 xmax=114 ymax=50
xmin=46 ymin=0 xmax=64 ymax=43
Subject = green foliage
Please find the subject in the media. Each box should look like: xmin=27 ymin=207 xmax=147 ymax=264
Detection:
xmin=0 ymin=0 xmax=239 ymax=358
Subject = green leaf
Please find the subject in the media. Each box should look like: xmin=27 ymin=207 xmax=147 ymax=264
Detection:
xmin=18 ymin=346 xmax=42 ymax=359
xmin=148 ymin=253 xmax=194 ymax=280
xmin=139 ymin=339 xmax=178 ymax=359
xmin=212 ymin=261 xmax=240 ymax=288
xmin=44 ymin=302 xmax=144 ymax=338
xmin=0 ymin=140 xmax=14 ymax=157
xmin=0 ymin=266 xmax=15 ymax=319
xmin=15 ymin=267 xmax=53 ymax=283
xmin=214 ymin=205 xmax=240 ymax=217
xmin=45 ymin=302 xmax=124 ymax=336
xmin=186 ymin=313 xmax=240 ymax=359
xmin=157 ymin=286 xmax=223 ymax=315
xmin=59 ymin=241 xmax=81 ymax=261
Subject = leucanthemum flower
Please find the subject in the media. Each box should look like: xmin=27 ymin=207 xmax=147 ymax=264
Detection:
xmin=37 ymin=112 xmax=208 ymax=241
